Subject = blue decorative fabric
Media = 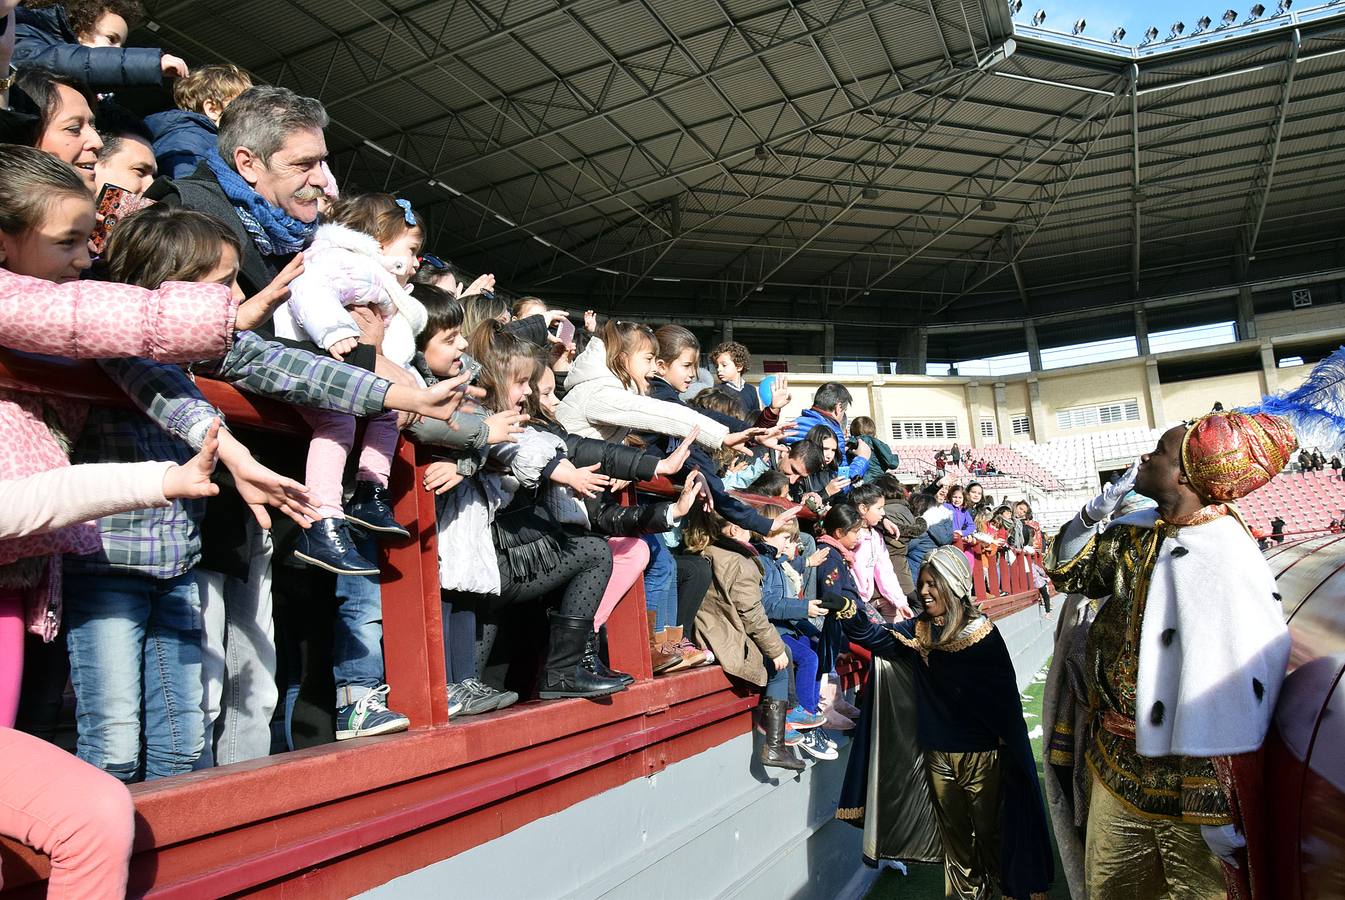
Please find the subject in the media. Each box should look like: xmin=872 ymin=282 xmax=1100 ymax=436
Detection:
xmin=204 ymin=150 xmax=316 ymax=256
xmin=1243 ymin=345 xmax=1345 ymax=453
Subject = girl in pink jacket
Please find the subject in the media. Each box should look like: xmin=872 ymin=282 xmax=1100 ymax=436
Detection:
xmin=269 ymin=193 xmax=429 ymax=574
xmin=0 ymin=145 xmax=238 ymax=727
xmin=850 ymin=483 xmax=915 ymax=621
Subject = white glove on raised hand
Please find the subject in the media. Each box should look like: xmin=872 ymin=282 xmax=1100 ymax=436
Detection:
xmin=1082 ymin=460 xmax=1139 ymax=525
xmin=1201 ymin=823 xmax=1245 ymax=866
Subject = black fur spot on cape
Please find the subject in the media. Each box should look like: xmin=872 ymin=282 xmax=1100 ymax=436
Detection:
xmin=1150 ymin=701 xmax=1165 ymax=726
xmin=1253 ymin=678 xmax=1265 ymax=703
xmin=1161 ymin=628 xmax=1176 ymax=647
xmin=1170 ymin=546 xmax=1189 ymax=557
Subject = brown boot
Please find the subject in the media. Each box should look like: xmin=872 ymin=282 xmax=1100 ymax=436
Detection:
xmin=647 ymin=611 xmax=681 ymax=674
xmin=664 ymin=625 xmax=713 ymax=669
xmin=759 ymin=698 xmax=804 ymax=772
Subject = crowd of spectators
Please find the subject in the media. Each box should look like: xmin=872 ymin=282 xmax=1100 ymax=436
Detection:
xmin=0 ymin=2 xmax=1059 ymax=891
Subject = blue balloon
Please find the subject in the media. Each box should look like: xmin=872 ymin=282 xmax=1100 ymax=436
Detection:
xmin=758 ymin=374 xmax=776 ymax=409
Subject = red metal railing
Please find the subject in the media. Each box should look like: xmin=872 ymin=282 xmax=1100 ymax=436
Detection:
xmin=0 ymin=348 xmax=1047 ymax=897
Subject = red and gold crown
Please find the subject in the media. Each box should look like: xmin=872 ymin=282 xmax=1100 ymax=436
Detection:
xmin=1180 ymin=410 xmax=1298 ymax=503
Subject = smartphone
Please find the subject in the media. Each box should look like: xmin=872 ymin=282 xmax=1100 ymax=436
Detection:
xmin=90 ymin=184 xmax=156 ymax=255
xmin=551 ymin=316 xmax=576 ymax=346
xmin=461 ymin=357 xmax=483 ymax=383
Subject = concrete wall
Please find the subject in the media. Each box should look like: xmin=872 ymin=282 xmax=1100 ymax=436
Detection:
xmin=1160 ymin=370 xmax=1268 ymax=424
xmin=1034 ymin=362 xmax=1152 ymax=441
xmin=360 ymin=606 xmax=1055 ymax=900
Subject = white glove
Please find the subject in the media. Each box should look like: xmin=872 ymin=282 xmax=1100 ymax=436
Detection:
xmin=1201 ymin=823 xmax=1245 ymax=866
xmin=1082 ymin=460 xmax=1139 ymax=524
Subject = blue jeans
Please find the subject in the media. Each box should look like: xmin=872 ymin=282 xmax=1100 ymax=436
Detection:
xmin=762 ymin=641 xmax=793 ymax=701
xmin=779 ymin=633 xmax=819 ymax=712
xmin=333 ymin=535 xmax=385 ymax=707
xmin=642 ymin=535 xmax=678 ymax=630
xmin=64 ymin=570 xmax=204 ymax=782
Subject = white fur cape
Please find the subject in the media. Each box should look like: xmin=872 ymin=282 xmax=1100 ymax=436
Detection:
xmin=1101 ymin=507 xmax=1290 ymax=758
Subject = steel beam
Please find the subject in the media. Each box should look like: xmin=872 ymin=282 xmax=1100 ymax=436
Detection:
xmin=1242 ymin=29 xmax=1301 ymax=273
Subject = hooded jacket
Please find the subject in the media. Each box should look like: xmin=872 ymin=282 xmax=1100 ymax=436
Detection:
xmin=145 ymin=109 xmax=219 ymax=181
xmin=13 ymin=5 xmax=163 ymax=87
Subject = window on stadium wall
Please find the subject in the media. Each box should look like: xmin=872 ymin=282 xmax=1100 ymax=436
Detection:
xmin=1148 ymin=321 xmax=1237 ymax=354
xmin=1055 ymin=398 xmax=1141 ymax=431
xmin=832 ymin=360 xmax=880 ymax=375
xmin=980 ymin=418 xmax=996 ymax=439
xmin=891 ymin=418 xmax=960 ymax=442
xmin=1011 ymin=415 xmax=1031 ymax=437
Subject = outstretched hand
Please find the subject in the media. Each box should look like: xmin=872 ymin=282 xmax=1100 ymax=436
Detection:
xmin=655 ymin=427 xmax=699 ymax=477
xmin=235 ymin=254 xmax=305 ymax=332
xmin=216 ymin=429 xmax=315 ymax=529
xmin=162 ymin=417 xmax=223 ymax=501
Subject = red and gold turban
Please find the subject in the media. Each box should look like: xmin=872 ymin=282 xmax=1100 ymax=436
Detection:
xmin=1181 ymin=410 xmax=1297 ymax=503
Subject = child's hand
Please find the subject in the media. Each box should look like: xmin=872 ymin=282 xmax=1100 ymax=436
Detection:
xmin=770 ymin=505 xmax=803 ymax=534
xmin=770 ymin=651 xmax=790 ymax=672
xmin=484 ymin=410 xmax=527 ymax=444
xmin=215 ymin=429 xmax=314 ymax=529
xmin=807 ymin=599 xmax=825 ymax=618
xmin=235 ymin=254 xmax=304 ymax=331
xmin=655 ymin=427 xmax=698 ymax=477
xmin=464 ymin=273 xmax=496 ymax=296
xmin=754 ymin=423 xmax=789 ymax=453
xmin=723 ymin=428 xmax=763 ymax=456
xmin=160 ymin=54 xmax=190 ymax=79
xmin=423 ymin=461 xmax=464 ymax=495
xmin=415 ymin=371 xmax=475 ymax=421
xmin=162 ymin=417 xmax=222 ymax=501
xmin=852 ymin=439 xmax=872 ymax=460
xmin=350 ymin=306 xmax=386 ymax=348
xmin=557 ymin=462 xmax=611 ymax=498
xmin=584 ymin=309 xmax=598 ymax=333
xmin=879 ymin=517 xmax=897 ymax=536
xmin=672 ymin=470 xmax=706 ymax=518
xmin=806 ymin=547 xmax=829 ymax=568
xmin=329 ymin=336 xmax=359 ymax=360
xmin=768 ymin=373 xmax=791 ymax=411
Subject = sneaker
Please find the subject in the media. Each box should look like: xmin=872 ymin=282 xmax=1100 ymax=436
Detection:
xmin=448 ymin=680 xmax=503 ymax=716
xmin=823 ymin=708 xmax=856 ymax=731
xmin=335 ymin=685 xmax=410 ymax=740
xmin=448 ymin=693 xmax=464 ymax=717
xmin=345 ymin=480 xmax=411 ymax=539
xmin=294 ymin=517 xmax=380 ymax=576
xmin=797 ymin=729 xmax=839 ymax=761
xmin=786 ymin=705 xmax=827 ymax=730
xmin=834 ymin=697 xmax=861 ymax=719
xmin=783 ymin=724 xmax=804 ymax=747
xmin=816 ymin=729 xmax=840 ymax=751
xmin=463 ymin=678 xmax=519 ymax=713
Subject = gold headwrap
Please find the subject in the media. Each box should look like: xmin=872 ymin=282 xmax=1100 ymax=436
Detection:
xmin=1180 ymin=410 xmax=1297 ymax=503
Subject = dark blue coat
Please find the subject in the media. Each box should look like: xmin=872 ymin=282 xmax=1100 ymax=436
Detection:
xmin=644 ymin=376 xmax=772 ymax=536
xmin=145 ymin=109 xmax=218 ymax=180
xmin=13 ymin=6 xmax=163 ymax=87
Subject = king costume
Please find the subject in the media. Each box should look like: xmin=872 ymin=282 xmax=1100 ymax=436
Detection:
xmin=1045 ymin=410 xmax=1299 ymax=899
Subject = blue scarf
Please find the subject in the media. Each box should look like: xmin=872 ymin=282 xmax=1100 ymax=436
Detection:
xmin=205 ymin=150 xmax=317 ymax=256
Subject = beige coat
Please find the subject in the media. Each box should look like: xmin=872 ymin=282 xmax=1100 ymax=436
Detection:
xmin=695 ymin=543 xmax=787 ymax=687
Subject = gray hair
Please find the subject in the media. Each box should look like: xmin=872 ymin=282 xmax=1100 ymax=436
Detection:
xmin=217 ymin=85 xmax=328 ymax=169
xmin=812 ymin=381 xmax=853 ymax=412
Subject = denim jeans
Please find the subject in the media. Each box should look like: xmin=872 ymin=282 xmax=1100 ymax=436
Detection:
xmin=762 ymin=640 xmax=793 ymax=701
xmin=642 ymin=535 xmax=678 ymax=630
xmin=64 ymin=570 xmax=204 ymax=783
xmin=195 ymin=517 xmax=278 ymax=768
xmin=333 ymin=535 xmax=385 ymax=707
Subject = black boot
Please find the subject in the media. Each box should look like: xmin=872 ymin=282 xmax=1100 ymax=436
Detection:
xmin=759 ymin=698 xmax=804 ymax=772
xmin=588 ymin=628 xmax=634 ymax=686
xmin=345 ymin=480 xmax=411 ymax=539
xmin=538 ymin=612 xmax=629 ymax=699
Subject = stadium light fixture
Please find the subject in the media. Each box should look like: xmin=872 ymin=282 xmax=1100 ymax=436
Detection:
xmin=1273 ymin=0 xmax=1292 ymax=14
xmin=1072 ymin=17 xmax=1086 ymax=33
xmin=1245 ymin=3 xmax=1265 ymax=19
xmin=862 ymin=187 xmax=880 ymax=200
xmin=1168 ymin=21 xmax=1185 ymax=38
xmin=1009 ymin=0 xmax=1023 ymax=15
xmin=754 ymin=145 xmax=767 ymax=160
xmin=1111 ymin=26 xmax=1127 ymax=41
xmin=1032 ymin=8 xmax=1046 ymax=25
xmin=1192 ymin=14 xmax=1212 ymax=32
xmin=1219 ymin=8 xmax=1239 ymax=26
xmin=980 ymin=199 xmax=998 ymax=212
xmin=1142 ymin=25 xmax=1160 ymax=43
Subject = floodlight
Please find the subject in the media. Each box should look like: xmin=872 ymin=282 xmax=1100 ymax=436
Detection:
xmin=1009 ymin=0 xmax=1023 ymax=15
xmin=1142 ymin=25 xmax=1160 ymax=42
xmin=1246 ymin=3 xmax=1265 ymax=19
xmin=1111 ymin=26 xmax=1126 ymax=41
xmin=1273 ymin=0 xmax=1292 ymax=14
xmin=1168 ymin=21 xmax=1185 ymax=38
xmin=1072 ymin=17 xmax=1086 ymax=33
xmin=1032 ymin=8 xmax=1046 ymax=25
xmin=980 ymin=199 xmax=997 ymax=212
xmin=862 ymin=187 xmax=879 ymax=200
xmin=754 ymin=145 xmax=767 ymax=160
xmin=1193 ymin=14 xmax=1212 ymax=32
xmin=1220 ymin=8 xmax=1238 ymax=25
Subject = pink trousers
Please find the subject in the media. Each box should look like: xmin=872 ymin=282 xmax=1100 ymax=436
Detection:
xmin=300 ymin=408 xmax=400 ymax=519
xmin=0 ymin=727 xmax=134 ymax=899
xmin=593 ymin=536 xmax=650 ymax=630
xmin=0 ymin=589 xmax=23 ymax=728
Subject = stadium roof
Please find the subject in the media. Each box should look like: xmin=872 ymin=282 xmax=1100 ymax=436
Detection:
xmin=142 ymin=0 xmax=1345 ymax=344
